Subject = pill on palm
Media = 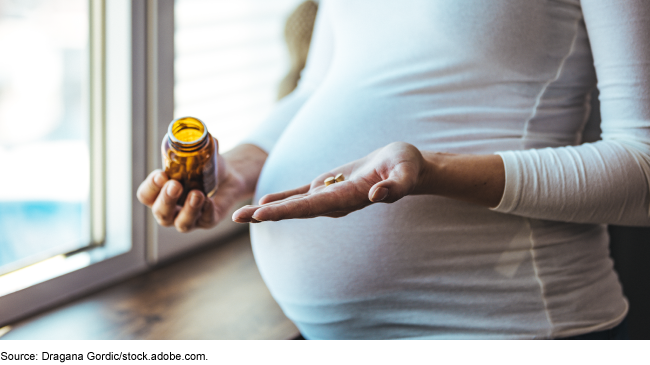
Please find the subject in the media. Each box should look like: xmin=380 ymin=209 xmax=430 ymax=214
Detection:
xmin=324 ymin=177 xmax=336 ymax=186
xmin=335 ymin=173 xmax=344 ymax=182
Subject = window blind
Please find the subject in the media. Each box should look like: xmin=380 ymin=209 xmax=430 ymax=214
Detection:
xmin=175 ymin=0 xmax=303 ymax=152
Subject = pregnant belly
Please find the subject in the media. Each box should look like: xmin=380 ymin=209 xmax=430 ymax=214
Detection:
xmin=247 ymin=86 xmax=618 ymax=339
xmin=249 ymin=88 xmax=527 ymax=299
xmin=250 ymin=194 xmax=526 ymax=299
xmin=249 ymin=93 xmax=536 ymax=304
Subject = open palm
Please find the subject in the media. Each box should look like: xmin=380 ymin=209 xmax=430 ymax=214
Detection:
xmin=232 ymin=142 xmax=425 ymax=222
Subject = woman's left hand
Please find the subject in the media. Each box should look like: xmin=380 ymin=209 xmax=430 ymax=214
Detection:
xmin=232 ymin=142 xmax=426 ymax=222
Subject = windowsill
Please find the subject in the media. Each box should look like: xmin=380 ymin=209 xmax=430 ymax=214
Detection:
xmin=1 ymin=232 xmax=298 ymax=340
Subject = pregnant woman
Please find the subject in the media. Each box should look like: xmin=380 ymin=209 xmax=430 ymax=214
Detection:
xmin=138 ymin=0 xmax=650 ymax=339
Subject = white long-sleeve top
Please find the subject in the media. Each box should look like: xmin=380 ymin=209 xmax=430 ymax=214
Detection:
xmin=242 ymin=0 xmax=650 ymax=339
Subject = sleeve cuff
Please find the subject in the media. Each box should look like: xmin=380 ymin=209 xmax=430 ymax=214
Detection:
xmin=490 ymin=151 xmax=522 ymax=213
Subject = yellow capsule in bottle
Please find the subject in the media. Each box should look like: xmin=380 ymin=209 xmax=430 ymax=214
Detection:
xmin=162 ymin=117 xmax=219 ymax=205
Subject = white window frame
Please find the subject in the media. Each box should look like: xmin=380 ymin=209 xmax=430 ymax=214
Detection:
xmin=0 ymin=0 xmax=148 ymax=326
xmin=0 ymin=0 xmax=248 ymax=327
xmin=146 ymin=0 xmax=247 ymax=265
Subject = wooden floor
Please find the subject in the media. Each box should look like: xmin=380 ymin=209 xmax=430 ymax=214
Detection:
xmin=2 ymin=233 xmax=299 ymax=340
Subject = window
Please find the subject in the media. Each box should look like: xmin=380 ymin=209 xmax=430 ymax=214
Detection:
xmin=0 ymin=0 xmax=145 ymax=325
xmin=0 ymin=0 xmax=300 ymax=327
xmin=175 ymin=0 xmax=303 ymax=152
xmin=150 ymin=0 xmax=303 ymax=262
xmin=0 ymin=0 xmax=91 ymax=276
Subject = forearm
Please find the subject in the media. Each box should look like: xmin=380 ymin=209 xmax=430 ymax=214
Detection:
xmin=494 ymin=142 xmax=650 ymax=226
xmin=222 ymin=143 xmax=268 ymax=198
xmin=414 ymin=141 xmax=650 ymax=226
xmin=416 ymin=152 xmax=505 ymax=208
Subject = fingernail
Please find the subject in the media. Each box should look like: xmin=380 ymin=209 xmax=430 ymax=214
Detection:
xmin=153 ymin=172 xmax=166 ymax=188
xmin=189 ymin=193 xmax=202 ymax=208
xmin=371 ymin=187 xmax=389 ymax=202
xmin=167 ymin=182 xmax=182 ymax=198
xmin=251 ymin=216 xmax=264 ymax=223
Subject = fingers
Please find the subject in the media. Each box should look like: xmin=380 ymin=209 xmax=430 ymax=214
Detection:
xmin=253 ymin=193 xmax=335 ymax=221
xmin=234 ymin=164 xmax=416 ymax=223
xmin=174 ymin=190 xmax=205 ymax=232
xmin=140 ymin=170 xmax=222 ymax=231
xmin=369 ymin=179 xmax=404 ymax=203
xmin=251 ymin=184 xmax=368 ymax=222
xmin=151 ymin=179 xmax=183 ymax=227
xmin=258 ymin=184 xmax=311 ymax=205
xmin=233 ymin=190 xmax=313 ymax=223
xmin=196 ymin=198 xmax=216 ymax=228
xmin=369 ymin=185 xmax=390 ymax=202
xmin=137 ymin=170 xmax=168 ymax=207
xmin=232 ymin=205 xmax=259 ymax=223
xmin=369 ymin=162 xmax=419 ymax=203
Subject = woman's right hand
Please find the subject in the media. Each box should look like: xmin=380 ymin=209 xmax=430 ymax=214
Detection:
xmin=136 ymin=144 xmax=267 ymax=233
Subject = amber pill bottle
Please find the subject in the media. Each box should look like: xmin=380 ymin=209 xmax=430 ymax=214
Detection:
xmin=162 ymin=117 xmax=219 ymax=206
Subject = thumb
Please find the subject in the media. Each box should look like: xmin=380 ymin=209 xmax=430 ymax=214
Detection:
xmin=368 ymin=164 xmax=418 ymax=203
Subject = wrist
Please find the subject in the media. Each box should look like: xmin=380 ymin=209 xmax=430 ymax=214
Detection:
xmin=414 ymin=151 xmax=447 ymax=196
xmin=222 ymin=143 xmax=268 ymax=198
xmin=414 ymin=151 xmax=505 ymax=208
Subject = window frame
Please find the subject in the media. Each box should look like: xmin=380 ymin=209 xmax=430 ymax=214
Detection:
xmin=146 ymin=0 xmax=247 ymax=265
xmin=0 ymin=0 xmax=263 ymax=328
xmin=0 ymin=0 xmax=249 ymax=327
xmin=0 ymin=0 xmax=148 ymax=327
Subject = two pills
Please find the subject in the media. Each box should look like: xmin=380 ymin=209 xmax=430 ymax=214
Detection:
xmin=324 ymin=173 xmax=345 ymax=186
